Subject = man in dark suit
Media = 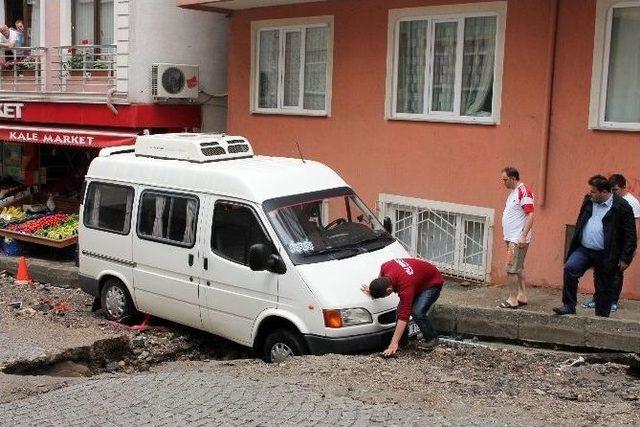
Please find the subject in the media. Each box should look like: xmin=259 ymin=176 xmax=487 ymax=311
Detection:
xmin=553 ymin=175 xmax=636 ymax=317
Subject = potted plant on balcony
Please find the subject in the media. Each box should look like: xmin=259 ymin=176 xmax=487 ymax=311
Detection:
xmin=89 ymin=59 xmax=110 ymax=78
xmin=16 ymin=58 xmax=37 ymax=79
xmin=64 ymin=39 xmax=112 ymax=79
xmin=64 ymin=45 xmax=86 ymax=78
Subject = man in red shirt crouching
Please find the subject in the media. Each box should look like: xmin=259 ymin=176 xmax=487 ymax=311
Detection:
xmin=361 ymin=258 xmax=444 ymax=357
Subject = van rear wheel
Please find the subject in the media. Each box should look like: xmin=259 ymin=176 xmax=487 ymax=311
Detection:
xmin=262 ymin=329 xmax=306 ymax=363
xmin=101 ymin=279 xmax=136 ymax=324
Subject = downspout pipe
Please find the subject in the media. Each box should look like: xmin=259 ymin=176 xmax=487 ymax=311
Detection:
xmin=537 ymin=0 xmax=559 ymax=207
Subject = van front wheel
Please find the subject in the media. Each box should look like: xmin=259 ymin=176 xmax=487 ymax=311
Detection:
xmin=262 ymin=329 xmax=306 ymax=363
xmin=101 ymin=279 xmax=136 ymax=324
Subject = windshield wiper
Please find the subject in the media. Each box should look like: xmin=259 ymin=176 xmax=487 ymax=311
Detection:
xmin=302 ymin=246 xmax=362 ymax=258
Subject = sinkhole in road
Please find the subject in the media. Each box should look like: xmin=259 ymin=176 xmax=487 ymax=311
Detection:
xmin=2 ymin=336 xmax=131 ymax=378
xmin=2 ymin=328 xmax=252 ymax=378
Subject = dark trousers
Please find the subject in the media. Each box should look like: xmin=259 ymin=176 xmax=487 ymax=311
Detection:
xmin=563 ymin=246 xmax=614 ymax=317
xmin=612 ymin=270 xmax=624 ymax=304
xmin=412 ymin=285 xmax=442 ymax=340
xmin=593 ymin=269 xmax=623 ymax=306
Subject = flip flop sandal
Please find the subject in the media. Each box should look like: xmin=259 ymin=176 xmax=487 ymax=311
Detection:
xmin=498 ymin=301 xmax=518 ymax=309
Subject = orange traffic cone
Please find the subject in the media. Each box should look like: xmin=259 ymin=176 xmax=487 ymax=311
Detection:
xmin=15 ymin=256 xmax=32 ymax=285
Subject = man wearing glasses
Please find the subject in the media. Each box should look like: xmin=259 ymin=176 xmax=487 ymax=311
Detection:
xmin=498 ymin=167 xmax=534 ymax=309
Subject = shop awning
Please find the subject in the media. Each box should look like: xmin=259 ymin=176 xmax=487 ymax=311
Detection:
xmin=0 ymin=124 xmax=139 ymax=148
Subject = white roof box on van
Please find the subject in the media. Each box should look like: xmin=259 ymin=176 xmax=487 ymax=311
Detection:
xmin=134 ymin=133 xmax=254 ymax=163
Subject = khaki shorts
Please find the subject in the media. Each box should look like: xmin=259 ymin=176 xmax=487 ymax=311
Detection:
xmin=506 ymin=242 xmax=528 ymax=274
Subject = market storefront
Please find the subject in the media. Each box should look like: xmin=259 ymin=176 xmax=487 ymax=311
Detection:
xmin=0 ymin=101 xmax=200 ymax=258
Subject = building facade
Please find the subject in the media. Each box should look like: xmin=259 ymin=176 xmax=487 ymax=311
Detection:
xmin=0 ymin=0 xmax=228 ymax=184
xmin=181 ymin=0 xmax=640 ymax=299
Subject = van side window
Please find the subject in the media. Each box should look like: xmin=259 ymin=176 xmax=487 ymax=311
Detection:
xmin=211 ymin=201 xmax=271 ymax=265
xmin=137 ymin=192 xmax=199 ymax=247
xmin=84 ymin=182 xmax=134 ymax=234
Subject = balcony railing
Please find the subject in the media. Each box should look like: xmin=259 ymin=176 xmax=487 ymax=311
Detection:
xmin=0 ymin=47 xmax=47 ymax=92
xmin=0 ymin=44 xmax=117 ymax=96
xmin=52 ymin=44 xmax=117 ymax=93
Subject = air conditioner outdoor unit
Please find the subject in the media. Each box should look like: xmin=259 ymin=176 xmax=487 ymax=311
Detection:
xmin=151 ymin=63 xmax=199 ymax=101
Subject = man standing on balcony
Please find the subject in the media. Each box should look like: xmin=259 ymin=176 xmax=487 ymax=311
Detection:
xmin=10 ymin=21 xmax=25 ymax=48
xmin=498 ymin=166 xmax=534 ymax=309
xmin=0 ymin=25 xmax=16 ymax=66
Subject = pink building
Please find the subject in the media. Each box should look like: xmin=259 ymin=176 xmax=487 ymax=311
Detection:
xmin=180 ymin=0 xmax=640 ymax=299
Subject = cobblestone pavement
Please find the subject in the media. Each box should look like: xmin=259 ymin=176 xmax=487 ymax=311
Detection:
xmin=0 ymin=370 xmax=503 ymax=426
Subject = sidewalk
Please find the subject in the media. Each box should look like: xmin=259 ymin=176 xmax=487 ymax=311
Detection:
xmin=433 ymin=281 xmax=640 ymax=352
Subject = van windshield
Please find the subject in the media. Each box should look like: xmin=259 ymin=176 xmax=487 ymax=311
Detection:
xmin=263 ymin=187 xmax=395 ymax=265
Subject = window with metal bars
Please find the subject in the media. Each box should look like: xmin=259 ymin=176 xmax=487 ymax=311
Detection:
xmin=379 ymin=194 xmax=494 ymax=281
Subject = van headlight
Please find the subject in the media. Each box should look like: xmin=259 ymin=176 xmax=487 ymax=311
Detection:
xmin=323 ymin=308 xmax=372 ymax=328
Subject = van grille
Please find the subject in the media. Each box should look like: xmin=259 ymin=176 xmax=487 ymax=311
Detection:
xmin=201 ymin=146 xmax=226 ymax=156
xmin=227 ymin=144 xmax=250 ymax=154
xmin=200 ymin=141 xmax=226 ymax=156
xmin=378 ymin=309 xmax=397 ymax=325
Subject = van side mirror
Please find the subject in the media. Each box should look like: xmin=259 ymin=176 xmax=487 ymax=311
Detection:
xmin=248 ymin=243 xmax=287 ymax=275
xmin=383 ymin=217 xmax=393 ymax=234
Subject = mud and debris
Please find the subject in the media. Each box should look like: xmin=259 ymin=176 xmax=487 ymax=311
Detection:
xmin=1 ymin=273 xmax=639 ymax=425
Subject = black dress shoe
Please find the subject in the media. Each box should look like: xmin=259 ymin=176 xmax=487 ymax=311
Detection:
xmin=553 ymin=306 xmax=576 ymax=315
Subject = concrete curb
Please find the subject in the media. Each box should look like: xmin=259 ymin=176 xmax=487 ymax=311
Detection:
xmin=430 ymin=303 xmax=640 ymax=353
xmin=0 ymin=256 xmax=79 ymax=288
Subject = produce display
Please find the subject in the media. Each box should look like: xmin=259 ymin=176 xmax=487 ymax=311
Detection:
xmin=35 ymin=215 xmax=79 ymax=240
xmin=0 ymin=206 xmax=25 ymax=221
xmin=6 ymin=213 xmax=79 ymax=241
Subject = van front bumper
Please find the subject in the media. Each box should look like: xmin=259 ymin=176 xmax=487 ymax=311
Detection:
xmin=303 ymin=328 xmax=394 ymax=355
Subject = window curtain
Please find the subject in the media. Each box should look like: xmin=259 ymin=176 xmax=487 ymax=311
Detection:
xmin=258 ymin=30 xmax=280 ymax=108
xmin=100 ymin=0 xmax=114 ymax=45
xmin=460 ymin=16 xmax=496 ymax=117
xmin=417 ymin=211 xmax=456 ymax=265
xmin=431 ymin=22 xmax=458 ymax=112
xmin=73 ymin=0 xmax=95 ymax=44
xmin=28 ymin=0 xmax=40 ymax=47
xmin=124 ymin=190 xmax=133 ymax=232
xmin=303 ymin=26 xmax=327 ymax=110
xmin=89 ymin=186 xmax=101 ymax=227
xmin=463 ymin=220 xmax=484 ymax=266
xmin=605 ymin=6 xmax=640 ymax=123
xmin=152 ymin=196 xmax=167 ymax=238
xmin=183 ymin=199 xmax=197 ymax=244
xmin=396 ymin=20 xmax=428 ymax=114
xmin=283 ymin=31 xmax=301 ymax=107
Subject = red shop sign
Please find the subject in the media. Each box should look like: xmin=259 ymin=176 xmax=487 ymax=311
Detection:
xmin=0 ymin=125 xmax=138 ymax=148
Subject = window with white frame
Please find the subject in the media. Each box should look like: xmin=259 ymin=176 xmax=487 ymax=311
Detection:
xmin=254 ymin=21 xmax=331 ymax=115
xmin=379 ymin=194 xmax=494 ymax=281
xmin=598 ymin=1 xmax=640 ymax=129
xmin=389 ymin=10 xmax=504 ymax=123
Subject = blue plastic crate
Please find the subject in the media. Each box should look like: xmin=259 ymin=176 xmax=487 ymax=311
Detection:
xmin=3 ymin=238 xmax=23 ymax=256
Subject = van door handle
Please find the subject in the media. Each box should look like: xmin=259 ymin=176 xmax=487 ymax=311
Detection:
xmin=188 ymin=254 xmax=194 ymax=267
xmin=204 ymin=257 xmax=208 ymax=270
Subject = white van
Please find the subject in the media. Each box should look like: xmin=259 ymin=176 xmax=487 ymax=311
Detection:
xmin=79 ymin=133 xmax=410 ymax=362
